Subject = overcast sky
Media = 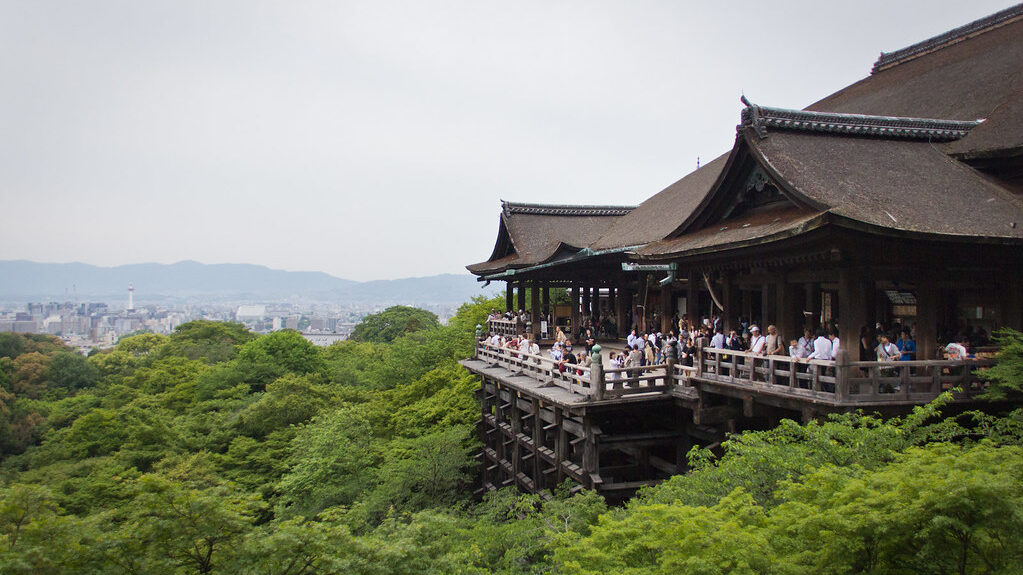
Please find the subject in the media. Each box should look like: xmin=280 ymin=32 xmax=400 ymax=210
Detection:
xmin=1 ymin=1 xmax=1017 ymax=281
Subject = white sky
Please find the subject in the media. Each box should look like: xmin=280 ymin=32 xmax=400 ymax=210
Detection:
xmin=1 ymin=1 xmax=1017 ymax=281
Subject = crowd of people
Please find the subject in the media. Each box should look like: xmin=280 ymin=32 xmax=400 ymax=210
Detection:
xmin=485 ymin=307 xmax=983 ymax=382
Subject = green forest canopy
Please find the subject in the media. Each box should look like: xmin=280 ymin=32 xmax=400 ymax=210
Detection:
xmin=1 ymin=303 xmax=1022 ymax=574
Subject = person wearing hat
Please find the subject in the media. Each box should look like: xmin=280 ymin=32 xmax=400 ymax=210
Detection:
xmin=749 ymin=325 xmax=767 ymax=355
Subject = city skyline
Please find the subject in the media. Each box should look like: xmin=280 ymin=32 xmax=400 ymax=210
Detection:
xmin=2 ymin=1 xmax=1017 ymax=281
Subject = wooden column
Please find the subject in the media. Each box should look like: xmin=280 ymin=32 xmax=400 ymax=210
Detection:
xmin=721 ymin=273 xmax=735 ymax=331
xmin=762 ymin=282 xmax=778 ymax=326
xmin=916 ymin=281 xmax=938 ymax=361
xmin=686 ymin=272 xmax=699 ymax=324
xmin=532 ymin=398 xmax=543 ymax=489
xmin=661 ymin=283 xmax=674 ymax=334
xmin=516 ymin=282 xmax=526 ymax=313
xmin=805 ymin=283 xmax=820 ymax=330
xmin=542 ymin=285 xmax=550 ymax=318
xmin=582 ymin=415 xmax=599 ymax=489
xmin=570 ymin=285 xmax=581 ymax=336
xmin=506 ymin=282 xmax=514 ymax=313
xmin=581 ymin=287 xmax=591 ymax=324
xmin=615 ymin=287 xmax=626 ymax=336
xmin=776 ymin=277 xmax=794 ymax=345
xmin=838 ymin=267 xmax=867 ymax=358
xmin=1003 ymin=269 xmax=1023 ymax=331
xmin=530 ymin=281 xmax=541 ymax=337
xmin=590 ymin=286 xmax=600 ymax=321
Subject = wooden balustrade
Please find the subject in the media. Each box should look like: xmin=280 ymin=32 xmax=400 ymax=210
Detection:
xmin=486 ymin=318 xmax=523 ymax=337
xmin=475 ymin=341 xmax=995 ymax=406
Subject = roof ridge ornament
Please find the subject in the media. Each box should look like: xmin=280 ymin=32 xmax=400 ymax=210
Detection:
xmin=872 ymin=3 xmax=1023 ymax=73
xmin=501 ymin=201 xmax=636 ymax=217
xmin=739 ymin=98 xmax=981 ymax=141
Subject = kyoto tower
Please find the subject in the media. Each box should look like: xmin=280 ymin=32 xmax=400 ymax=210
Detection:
xmin=128 ymin=283 xmax=135 ymax=312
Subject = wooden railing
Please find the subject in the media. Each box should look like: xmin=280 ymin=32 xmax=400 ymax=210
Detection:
xmin=694 ymin=346 xmax=995 ymax=404
xmin=486 ymin=318 xmax=523 ymax=337
xmin=475 ymin=342 xmax=689 ymax=401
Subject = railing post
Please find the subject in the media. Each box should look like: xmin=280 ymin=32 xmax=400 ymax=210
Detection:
xmin=590 ymin=344 xmax=604 ymax=400
xmin=664 ymin=339 xmax=677 ymax=389
xmin=835 ymin=350 xmax=849 ymax=402
xmin=695 ymin=340 xmax=704 ymax=377
xmin=475 ymin=324 xmax=482 ymax=358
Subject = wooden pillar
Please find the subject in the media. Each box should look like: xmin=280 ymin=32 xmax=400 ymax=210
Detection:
xmin=509 ymin=394 xmax=522 ymax=476
xmin=530 ymin=282 xmax=541 ymax=338
xmin=661 ymin=283 xmax=674 ymax=334
xmin=570 ymin=285 xmax=581 ymax=336
xmin=516 ymin=282 xmax=526 ymax=313
xmin=506 ymin=282 xmax=514 ymax=313
xmin=776 ymin=277 xmax=794 ymax=345
xmin=916 ymin=281 xmax=938 ymax=361
xmin=1003 ymin=269 xmax=1023 ymax=331
xmin=555 ymin=409 xmax=567 ymax=483
xmin=762 ymin=282 xmax=777 ymax=326
xmin=582 ymin=415 xmax=599 ymax=488
xmin=805 ymin=283 xmax=820 ymax=330
xmin=686 ymin=272 xmax=699 ymax=324
xmin=585 ymin=282 xmax=593 ymax=319
xmin=590 ymin=286 xmax=600 ymax=321
xmin=532 ymin=398 xmax=543 ymax=489
xmin=838 ymin=267 xmax=867 ymax=358
xmin=615 ymin=287 xmax=626 ymax=336
xmin=542 ymin=285 xmax=551 ymax=318
xmin=721 ymin=273 xmax=735 ymax=331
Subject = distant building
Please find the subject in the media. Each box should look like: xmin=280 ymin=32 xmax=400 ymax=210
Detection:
xmin=236 ymin=305 xmax=266 ymax=321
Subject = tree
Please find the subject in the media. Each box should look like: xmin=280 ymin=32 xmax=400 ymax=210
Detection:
xmin=125 ymin=474 xmax=261 ymax=574
xmin=979 ymin=328 xmax=1023 ymax=401
xmin=47 ymin=351 xmax=99 ymax=392
xmin=349 ymin=306 xmax=440 ymax=344
xmin=277 ymin=406 xmax=379 ymax=517
xmin=161 ymin=320 xmax=255 ymax=364
xmin=232 ymin=330 xmax=326 ymax=391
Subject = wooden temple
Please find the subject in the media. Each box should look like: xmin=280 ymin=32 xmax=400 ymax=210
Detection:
xmin=462 ymin=5 xmax=1023 ymax=500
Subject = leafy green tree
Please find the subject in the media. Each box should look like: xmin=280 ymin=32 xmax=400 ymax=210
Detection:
xmin=161 ymin=320 xmax=255 ymax=364
xmin=10 ymin=352 xmax=49 ymax=398
xmin=235 ymin=373 xmax=334 ymax=438
xmin=980 ymin=328 xmax=1023 ymax=400
xmin=232 ymin=330 xmax=326 ymax=391
xmin=277 ymin=406 xmax=379 ymax=517
xmin=349 ymin=306 xmax=440 ymax=344
xmin=554 ymin=489 xmax=770 ymax=575
xmin=367 ymin=426 xmax=477 ymax=515
xmin=114 ymin=332 xmax=168 ymax=356
xmin=0 ymin=333 xmax=27 ymax=359
xmin=47 ymin=351 xmax=99 ymax=392
xmin=122 ymin=474 xmax=262 ymax=574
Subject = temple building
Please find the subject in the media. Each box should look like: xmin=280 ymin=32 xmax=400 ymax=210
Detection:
xmin=469 ymin=4 xmax=1023 ymax=361
xmin=462 ymin=6 xmax=1023 ymax=499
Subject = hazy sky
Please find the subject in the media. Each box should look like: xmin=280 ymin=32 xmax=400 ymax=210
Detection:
xmin=1 ymin=1 xmax=1016 ymax=281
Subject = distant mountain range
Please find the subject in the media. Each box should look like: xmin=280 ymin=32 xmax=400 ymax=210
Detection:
xmin=0 ymin=260 xmax=500 ymax=305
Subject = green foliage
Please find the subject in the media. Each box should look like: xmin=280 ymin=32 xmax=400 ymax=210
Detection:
xmin=0 ymin=292 xmax=1020 ymax=574
xmin=233 ymin=330 xmax=326 ymax=391
xmin=47 ymin=351 xmax=99 ymax=392
xmin=277 ymin=406 xmax=380 ymax=517
xmin=161 ymin=320 xmax=255 ymax=364
xmin=349 ymin=305 xmax=440 ymax=343
xmin=980 ymin=328 xmax=1023 ymax=400
xmin=234 ymin=374 xmax=334 ymax=438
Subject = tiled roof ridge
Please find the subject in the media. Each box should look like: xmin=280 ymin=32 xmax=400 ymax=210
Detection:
xmin=739 ymin=98 xmax=981 ymax=141
xmin=501 ymin=201 xmax=636 ymax=217
xmin=872 ymin=3 xmax=1023 ymax=73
